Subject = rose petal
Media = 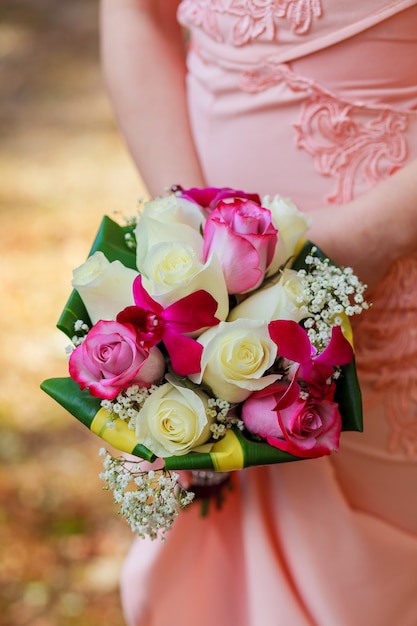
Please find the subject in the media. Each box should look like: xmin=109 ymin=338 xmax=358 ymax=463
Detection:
xmin=204 ymin=219 xmax=263 ymax=293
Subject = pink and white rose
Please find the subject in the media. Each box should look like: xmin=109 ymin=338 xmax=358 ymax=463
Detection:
xmin=242 ymin=380 xmax=342 ymax=458
xmin=179 ymin=186 xmax=261 ymax=215
xmin=69 ymin=320 xmax=165 ymax=400
xmin=203 ymin=199 xmax=278 ymax=294
xmin=240 ymin=319 xmax=354 ymax=456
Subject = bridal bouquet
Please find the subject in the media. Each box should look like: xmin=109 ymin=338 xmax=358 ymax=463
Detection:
xmin=42 ymin=185 xmax=367 ymax=539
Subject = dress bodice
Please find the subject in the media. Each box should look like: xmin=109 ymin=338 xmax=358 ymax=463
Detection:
xmin=178 ymin=0 xmax=417 ymax=530
xmin=178 ymin=0 xmax=417 ymax=64
xmin=120 ymin=6 xmax=417 ymax=626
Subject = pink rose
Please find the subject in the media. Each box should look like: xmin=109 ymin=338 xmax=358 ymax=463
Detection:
xmin=242 ymin=380 xmax=342 ymax=458
xmin=69 ymin=320 xmax=165 ymax=400
xmin=203 ymin=199 xmax=278 ymax=294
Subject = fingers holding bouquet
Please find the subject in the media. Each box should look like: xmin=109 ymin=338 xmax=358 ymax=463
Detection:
xmin=307 ymin=158 xmax=417 ymax=294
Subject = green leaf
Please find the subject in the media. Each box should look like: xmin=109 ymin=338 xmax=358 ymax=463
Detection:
xmin=291 ymin=239 xmax=329 ymax=271
xmin=57 ymin=290 xmax=90 ymax=339
xmin=90 ymin=215 xmax=137 ymax=269
xmin=335 ymin=359 xmax=363 ymax=432
xmin=40 ymin=377 xmax=103 ymax=428
xmin=41 ymin=377 xmax=155 ymax=461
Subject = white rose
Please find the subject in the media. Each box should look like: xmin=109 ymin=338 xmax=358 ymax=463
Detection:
xmin=262 ymin=195 xmax=311 ymax=274
xmin=136 ymin=379 xmax=214 ymax=457
xmin=71 ymin=251 xmax=138 ymax=324
xmin=135 ymin=195 xmax=205 ymax=270
xmin=141 ymin=241 xmax=229 ymax=320
xmin=228 ymin=268 xmax=310 ymax=324
xmin=191 ymin=319 xmax=280 ymax=403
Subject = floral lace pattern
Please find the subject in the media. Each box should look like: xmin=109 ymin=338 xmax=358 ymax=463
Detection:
xmin=353 ymin=254 xmax=417 ymax=458
xmin=241 ymin=63 xmax=409 ymax=203
xmin=178 ymin=0 xmax=323 ymax=45
xmin=178 ymin=0 xmax=225 ymax=42
xmin=294 ymin=101 xmax=407 ymax=204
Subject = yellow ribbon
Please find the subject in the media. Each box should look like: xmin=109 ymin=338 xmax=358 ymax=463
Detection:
xmin=294 ymin=236 xmax=308 ymax=257
xmin=338 ymin=313 xmax=354 ymax=348
xmin=90 ymin=408 xmax=141 ymax=454
xmin=210 ymin=429 xmax=244 ymax=471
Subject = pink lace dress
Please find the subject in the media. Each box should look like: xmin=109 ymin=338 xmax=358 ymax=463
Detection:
xmin=121 ymin=3 xmax=417 ymax=625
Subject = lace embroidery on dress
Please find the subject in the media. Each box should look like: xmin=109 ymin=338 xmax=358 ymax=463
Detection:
xmin=178 ymin=0 xmax=226 ymax=42
xmin=178 ymin=0 xmax=323 ymax=45
xmin=295 ymin=101 xmax=407 ymax=204
xmin=353 ymin=255 xmax=417 ymax=458
xmin=241 ymin=63 xmax=409 ymax=203
xmin=274 ymin=0 xmax=323 ymax=34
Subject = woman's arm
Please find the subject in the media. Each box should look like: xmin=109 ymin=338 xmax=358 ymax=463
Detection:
xmin=307 ymin=158 xmax=417 ymax=292
xmin=99 ymin=0 xmax=205 ymax=196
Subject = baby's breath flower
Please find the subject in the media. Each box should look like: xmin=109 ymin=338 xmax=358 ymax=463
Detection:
xmin=99 ymin=450 xmax=195 ymax=541
xmin=100 ymin=384 xmax=158 ymax=430
xmin=124 ymin=232 xmax=136 ymax=250
xmin=210 ymin=423 xmax=227 ymax=440
xmin=205 ymin=395 xmax=242 ymax=437
xmin=298 ymin=251 xmax=369 ymax=352
xmin=68 ymin=319 xmax=90 ymax=349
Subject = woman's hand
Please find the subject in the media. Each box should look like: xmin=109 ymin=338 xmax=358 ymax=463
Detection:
xmin=306 ymin=202 xmax=392 ymax=292
xmin=307 ymin=159 xmax=417 ymax=293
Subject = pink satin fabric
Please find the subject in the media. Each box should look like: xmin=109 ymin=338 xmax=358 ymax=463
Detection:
xmin=121 ymin=3 xmax=417 ymax=624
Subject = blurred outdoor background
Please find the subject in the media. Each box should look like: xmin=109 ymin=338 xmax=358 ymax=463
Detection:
xmin=0 ymin=1 xmax=147 ymax=624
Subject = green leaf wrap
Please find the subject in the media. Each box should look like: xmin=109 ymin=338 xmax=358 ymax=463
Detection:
xmin=42 ymin=219 xmax=363 ymax=470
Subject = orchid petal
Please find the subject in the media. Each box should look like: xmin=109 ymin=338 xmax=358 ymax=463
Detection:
xmin=180 ymin=186 xmax=261 ymax=211
xmin=163 ymin=290 xmax=219 ymax=332
xmin=163 ymin=329 xmax=203 ymax=376
xmin=116 ymin=306 xmax=164 ymax=346
xmin=268 ymin=319 xmax=312 ymax=364
xmin=315 ymin=326 xmax=354 ymax=367
xmin=132 ymin=275 xmax=163 ymax=314
xmin=273 ymin=373 xmax=301 ymax=411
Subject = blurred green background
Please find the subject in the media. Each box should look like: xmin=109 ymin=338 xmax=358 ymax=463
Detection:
xmin=0 ymin=1 xmax=147 ymax=624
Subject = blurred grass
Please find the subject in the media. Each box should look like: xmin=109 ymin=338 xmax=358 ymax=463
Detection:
xmin=0 ymin=1 xmax=146 ymax=624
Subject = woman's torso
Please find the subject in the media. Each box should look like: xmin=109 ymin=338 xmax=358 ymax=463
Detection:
xmin=178 ymin=0 xmax=417 ymax=535
xmin=178 ymin=1 xmax=417 ymax=204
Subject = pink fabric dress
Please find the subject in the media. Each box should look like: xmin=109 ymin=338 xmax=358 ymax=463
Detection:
xmin=121 ymin=3 xmax=417 ymax=625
